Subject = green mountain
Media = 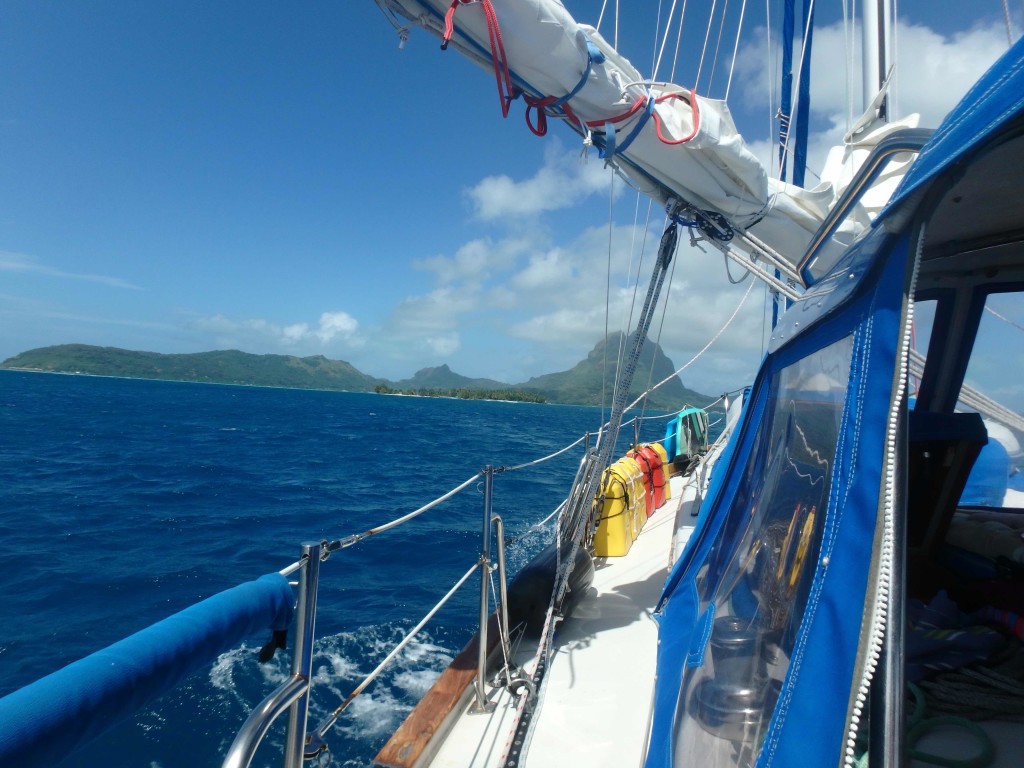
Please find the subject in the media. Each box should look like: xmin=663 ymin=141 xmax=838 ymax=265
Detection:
xmin=1 ymin=337 xmax=714 ymax=409
xmin=395 ymin=364 xmax=506 ymax=391
xmin=516 ymin=332 xmax=710 ymax=411
xmin=0 ymin=344 xmax=382 ymax=392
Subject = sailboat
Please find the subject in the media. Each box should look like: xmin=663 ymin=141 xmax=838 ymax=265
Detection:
xmin=2 ymin=1 xmax=1023 ymax=767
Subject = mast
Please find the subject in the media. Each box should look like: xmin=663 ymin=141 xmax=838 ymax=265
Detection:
xmin=778 ymin=0 xmax=815 ymax=187
xmin=775 ymin=0 xmax=814 ymax=326
xmin=862 ymin=0 xmax=891 ymax=120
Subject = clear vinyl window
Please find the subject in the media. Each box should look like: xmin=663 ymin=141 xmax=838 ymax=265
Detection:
xmin=958 ymin=292 xmax=1023 ymax=508
xmin=674 ymin=334 xmax=853 ymax=767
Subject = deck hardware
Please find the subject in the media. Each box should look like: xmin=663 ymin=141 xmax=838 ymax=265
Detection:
xmin=223 ymin=542 xmax=320 ymax=768
xmin=471 ymin=466 xmax=500 ymax=714
xmin=508 ymin=677 xmax=538 ymax=712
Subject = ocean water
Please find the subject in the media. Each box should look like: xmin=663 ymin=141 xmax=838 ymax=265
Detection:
xmin=0 ymin=370 xmax=669 ymax=767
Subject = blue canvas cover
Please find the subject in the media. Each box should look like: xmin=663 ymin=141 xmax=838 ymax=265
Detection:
xmin=0 ymin=572 xmax=294 ymax=768
xmin=645 ymin=229 xmax=908 ymax=767
xmin=886 ymin=36 xmax=1024 ymax=217
xmin=646 ymin=36 xmax=1024 ymax=768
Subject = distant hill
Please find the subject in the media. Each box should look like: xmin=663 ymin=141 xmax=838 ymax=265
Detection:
xmin=0 ymin=344 xmax=382 ymax=392
xmin=2 ymin=338 xmax=715 ymax=409
xmin=395 ymin=364 xmax=506 ymax=391
xmin=517 ymin=332 xmax=710 ymax=411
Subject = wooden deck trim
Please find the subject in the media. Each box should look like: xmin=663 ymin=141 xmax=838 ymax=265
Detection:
xmin=373 ymin=614 xmax=501 ymax=768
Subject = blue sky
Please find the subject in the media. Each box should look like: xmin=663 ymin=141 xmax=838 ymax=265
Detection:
xmin=0 ymin=1 xmax=1019 ymax=400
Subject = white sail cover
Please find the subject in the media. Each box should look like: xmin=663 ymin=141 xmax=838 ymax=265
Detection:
xmin=379 ymin=0 xmax=896 ymax=274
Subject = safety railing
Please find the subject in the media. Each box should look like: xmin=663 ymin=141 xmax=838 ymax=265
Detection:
xmin=220 ymin=466 xmax=514 ymax=767
xmin=220 ymin=412 xmax=680 ymax=767
xmin=223 ymin=542 xmax=322 ymax=768
xmin=219 ymin=455 xmax=568 ymax=767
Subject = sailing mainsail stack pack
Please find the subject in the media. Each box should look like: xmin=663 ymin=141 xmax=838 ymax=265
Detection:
xmin=375 ymin=0 xmax=921 ymax=295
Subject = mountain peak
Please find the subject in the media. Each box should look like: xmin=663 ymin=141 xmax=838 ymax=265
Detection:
xmin=520 ymin=334 xmax=708 ymax=410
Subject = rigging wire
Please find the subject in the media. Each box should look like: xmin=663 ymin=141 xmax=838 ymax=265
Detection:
xmin=695 ymin=0 xmax=719 ymax=91
xmin=623 ymin=277 xmax=756 ymax=414
xmin=761 ymin=282 xmax=770 ymax=357
xmin=985 ymin=304 xmax=1024 ymax=334
xmin=707 ymin=0 xmax=731 ymax=94
xmin=601 ymin=173 xmax=616 ymax=425
xmin=502 ymin=433 xmax=589 ymax=473
xmin=725 ymin=0 xmax=749 ymax=101
xmin=778 ymin=0 xmax=817 ymax=184
xmin=653 ymin=0 xmax=681 ymax=83
xmin=670 ymin=0 xmax=690 ymax=83
xmin=313 ymin=562 xmax=479 ymax=739
xmin=766 ymin=0 xmax=780 ymax=178
xmin=891 ymin=0 xmax=900 ymax=118
xmin=637 ymin=197 xmax=671 ymax=422
xmin=1002 ymin=0 xmax=1016 ymax=46
xmin=635 ymin=242 xmax=680 ymax=425
xmin=609 ymin=189 xmax=654 ymax=429
xmin=621 ymin=190 xmax=650 ymax=378
xmin=843 ymin=0 xmax=854 ymax=132
xmin=652 ymin=0 xmax=666 ymax=81
xmin=615 ymin=0 xmax=620 ymax=49
xmin=724 ymin=251 xmax=752 ymax=283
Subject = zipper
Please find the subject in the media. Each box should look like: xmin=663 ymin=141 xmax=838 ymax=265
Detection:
xmin=842 ymin=225 xmax=924 ymax=766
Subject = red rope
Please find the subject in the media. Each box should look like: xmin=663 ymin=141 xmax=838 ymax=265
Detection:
xmin=442 ymin=0 xmax=515 ymax=118
xmin=482 ymin=1 xmax=514 ymax=118
xmin=578 ymin=90 xmax=700 ymax=146
xmin=651 ymin=90 xmax=700 ymax=145
xmin=443 ymin=3 xmax=700 ymax=147
xmin=582 ymin=95 xmax=648 ymax=128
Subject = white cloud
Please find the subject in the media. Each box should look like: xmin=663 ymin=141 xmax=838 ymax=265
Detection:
xmin=510 ymin=305 xmax=611 ymax=345
xmin=733 ymin=18 xmax=1010 ymax=176
xmin=315 ymin=311 xmax=358 ymax=342
xmin=191 ymin=310 xmax=360 ymax=351
xmin=0 ymin=250 xmax=142 ymax=290
xmin=414 ymin=236 xmax=532 ymax=286
xmin=467 ymin=142 xmax=614 ymax=220
xmin=282 ymin=323 xmax=309 ymax=342
xmin=425 ymin=333 xmax=460 ymax=357
xmin=512 ymin=246 xmax=578 ymax=291
xmin=389 ymin=285 xmax=479 ymax=334
xmin=889 ymin=22 xmax=1010 ymax=125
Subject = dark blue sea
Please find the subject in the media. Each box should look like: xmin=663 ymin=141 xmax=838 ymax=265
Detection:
xmin=0 ymin=370 xmax=669 ymax=767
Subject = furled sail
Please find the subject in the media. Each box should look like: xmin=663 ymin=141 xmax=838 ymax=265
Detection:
xmin=376 ymin=0 xmax=907 ymax=282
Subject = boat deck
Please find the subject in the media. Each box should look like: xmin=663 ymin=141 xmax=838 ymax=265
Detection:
xmin=423 ymin=473 xmax=700 ymax=768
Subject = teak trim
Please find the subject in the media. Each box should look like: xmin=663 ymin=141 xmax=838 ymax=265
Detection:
xmin=373 ymin=614 xmax=501 ymax=768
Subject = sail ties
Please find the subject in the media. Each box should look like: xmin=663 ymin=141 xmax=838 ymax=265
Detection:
xmin=438 ymin=1 xmax=702 ymax=160
xmin=523 ymin=38 xmax=605 ymax=136
xmin=529 ymin=81 xmax=701 ymax=157
xmin=441 ymin=0 xmax=514 ymax=117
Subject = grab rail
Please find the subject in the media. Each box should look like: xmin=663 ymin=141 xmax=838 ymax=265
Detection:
xmin=222 ymin=413 xmax=661 ymax=764
xmin=223 ymin=466 xmax=530 ymax=765
xmin=222 ymin=675 xmax=307 ymax=768
xmin=797 ymin=127 xmax=935 ymax=285
xmin=223 ymin=541 xmax=321 ymax=768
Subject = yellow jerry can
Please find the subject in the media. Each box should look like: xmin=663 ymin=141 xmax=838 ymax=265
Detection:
xmin=593 ymin=457 xmax=646 ymax=556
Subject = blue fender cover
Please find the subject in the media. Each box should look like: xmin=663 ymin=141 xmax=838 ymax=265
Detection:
xmin=0 ymin=572 xmax=294 ymax=768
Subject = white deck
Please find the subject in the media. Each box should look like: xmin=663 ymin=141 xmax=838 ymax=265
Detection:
xmin=428 ymin=473 xmax=701 ymax=768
